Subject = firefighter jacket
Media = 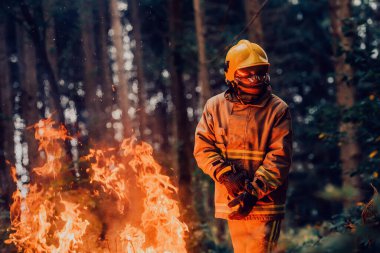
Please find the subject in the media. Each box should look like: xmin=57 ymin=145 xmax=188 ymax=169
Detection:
xmin=194 ymin=86 xmax=292 ymax=220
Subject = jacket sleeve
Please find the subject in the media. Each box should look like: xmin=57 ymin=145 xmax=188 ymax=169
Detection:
xmin=251 ymin=107 xmax=292 ymax=199
xmin=193 ymin=100 xmax=225 ymax=181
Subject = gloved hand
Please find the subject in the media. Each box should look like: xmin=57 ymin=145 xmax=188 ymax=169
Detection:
xmin=227 ymin=179 xmax=258 ymax=220
xmin=214 ymin=163 xmax=248 ymax=198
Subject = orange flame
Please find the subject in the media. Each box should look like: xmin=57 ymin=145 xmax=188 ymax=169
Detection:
xmin=7 ymin=191 xmax=89 ymax=253
xmin=119 ymin=225 xmax=147 ymax=252
xmin=32 ymin=117 xmax=70 ymax=178
xmin=6 ymin=118 xmax=188 ymax=252
xmin=132 ymin=142 xmax=188 ymax=252
xmin=51 ymin=200 xmax=89 ymax=253
xmin=85 ymin=148 xmax=129 ymax=213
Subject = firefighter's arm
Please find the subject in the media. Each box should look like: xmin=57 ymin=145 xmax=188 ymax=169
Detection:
xmin=249 ymin=107 xmax=292 ymax=199
xmin=193 ymin=101 xmax=227 ymax=181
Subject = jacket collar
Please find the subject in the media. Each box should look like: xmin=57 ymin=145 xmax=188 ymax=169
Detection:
xmin=224 ymin=85 xmax=273 ymax=107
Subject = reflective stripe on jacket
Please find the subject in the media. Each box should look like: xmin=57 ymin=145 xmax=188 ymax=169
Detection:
xmin=193 ymin=87 xmax=292 ymax=220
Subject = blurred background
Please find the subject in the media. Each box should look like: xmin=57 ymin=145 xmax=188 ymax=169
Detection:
xmin=0 ymin=0 xmax=380 ymax=252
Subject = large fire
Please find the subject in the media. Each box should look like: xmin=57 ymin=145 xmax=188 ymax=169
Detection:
xmin=5 ymin=118 xmax=188 ymax=252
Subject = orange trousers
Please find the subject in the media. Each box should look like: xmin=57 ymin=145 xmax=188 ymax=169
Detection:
xmin=227 ymin=219 xmax=282 ymax=253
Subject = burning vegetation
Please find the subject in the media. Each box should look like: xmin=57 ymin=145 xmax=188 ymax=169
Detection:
xmin=5 ymin=118 xmax=188 ymax=253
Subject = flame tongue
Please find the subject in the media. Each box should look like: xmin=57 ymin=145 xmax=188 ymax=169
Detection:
xmin=118 ymin=141 xmax=188 ymax=253
xmin=6 ymin=185 xmax=89 ymax=252
xmin=6 ymin=118 xmax=188 ymax=253
xmin=52 ymin=200 xmax=89 ymax=253
xmin=33 ymin=118 xmax=70 ymax=178
xmin=85 ymin=148 xmax=129 ymax=214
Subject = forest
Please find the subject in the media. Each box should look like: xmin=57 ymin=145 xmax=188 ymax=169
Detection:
xmin=0 ymin=0 xmax=379 ymax=252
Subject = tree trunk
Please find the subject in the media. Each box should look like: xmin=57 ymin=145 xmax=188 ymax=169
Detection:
xmin=130 ymin=0 xmax=147 ymax=141
xmin=109 ymin=0 xmax=131 ymax=138
xmin=328 ymin=0 xmax=361 ymax=203
xmin=168 ymin=0 xmax=198 ymax=238
xmin=18 ymin=0 xmax=73 ymax=162
xmin=193 ymin=0 xmax=220 ymax=245
xmin=244 ymin=0 xmax=264 ymax=45
xmin=80 ymin=1 xmax=104 ymax=143
xmin=17 ymin=23 xmax=40 ymax=169
xmin=193 ymin=0 xmax=211 ymax=108
xmin=44 ymin=0 xmax=58 ymax=79
xmin=153 ymin=76 xmax=171 ymax=167
xmin=96 ymin=0 xmax=115 ymax=143
xmin=0 ymin=19 xmax=15 ymax=206
xmin=43 ymin=1 xmax=60 ymax=124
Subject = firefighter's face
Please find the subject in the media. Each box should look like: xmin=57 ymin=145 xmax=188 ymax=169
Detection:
xmin=234 ymin=66 xmax=269 ymax=95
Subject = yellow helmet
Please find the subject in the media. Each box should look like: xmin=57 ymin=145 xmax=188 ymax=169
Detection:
xmin=224 ymin=40 xmax=270 ymax=82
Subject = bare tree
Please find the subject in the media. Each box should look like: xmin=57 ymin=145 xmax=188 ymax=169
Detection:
xmin=15 ymin=0 xmax=64 ymax=124
xmin=17 ymin=23 xmax=40 ymax=168
xmin=109 ymin=0 xmax=131 ymax=137
xmin=244 ymin=0 xmax=264 ymax=45
xmin=96 ymin=0 xmax=115 ymax=143
xmin=44 ymin=0 xmax=58 ymax=79
xmin=80 ymin=0 xmax=104 ymax=143
xmin=329 ymin=0 xmax=361 ymax=203
xmin=130 ymin=0 xmax=147 ymax=140
xmin=1 ymin=0 xmax=75 ymax=164
xmin=193 ymin=0 xmax=211 ymax=108
xmin=168 ymin=0 xmax=198 ymax=233
xmin=0 ymin=18 xmax=15 ymax=205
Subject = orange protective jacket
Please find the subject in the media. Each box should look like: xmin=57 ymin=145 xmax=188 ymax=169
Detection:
xmin=193 ymin=87 xmax=292 ymax=220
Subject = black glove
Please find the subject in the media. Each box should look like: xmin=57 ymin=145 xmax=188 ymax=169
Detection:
xmin=214 ymin=163 xmax=248 ymax=198
xmin=227 ymin=180 xmax=258 ymax=220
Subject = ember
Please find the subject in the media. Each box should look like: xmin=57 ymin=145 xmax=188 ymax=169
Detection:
xmin=5 ymin=118 xmax=188 ymax=253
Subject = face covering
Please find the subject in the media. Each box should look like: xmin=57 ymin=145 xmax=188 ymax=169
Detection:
xmin=230 ymin=66 xmax=270 ymax=104
xmin=233 ymin=73 xmax=270 ymax=103
xmin=235 ymin=74 xmax=269 ymax=95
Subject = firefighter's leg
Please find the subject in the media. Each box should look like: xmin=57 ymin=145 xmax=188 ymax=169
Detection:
xmin=227 ymin=219 xmax=282 ymax=253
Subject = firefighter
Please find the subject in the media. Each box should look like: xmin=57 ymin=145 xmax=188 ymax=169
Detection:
xmin=193 ymin=39 xmax=292 ymax=253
